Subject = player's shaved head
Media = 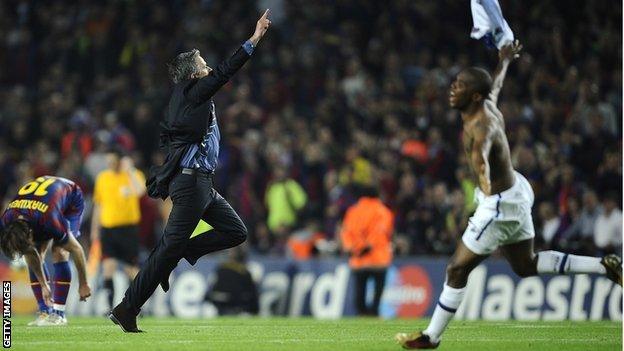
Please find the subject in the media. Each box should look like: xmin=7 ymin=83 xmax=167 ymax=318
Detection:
xmin=462 ymin=67 xmax=492 ymax=99
xmin=0 ymin=220 xmax=33 ymax=259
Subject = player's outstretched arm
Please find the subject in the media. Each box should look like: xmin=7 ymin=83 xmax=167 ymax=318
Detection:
xmin=23 ymin=249 xmax=53 ymax=306
xmin=62 ymin=235 xmax=92 ymax=301
xmin=488 ymin=40 xmax=522 ymax=105
xmin=471 ymin=124 xmax=494 ymax=196
xmin=186 ymin=9 xmax=271 ymax=103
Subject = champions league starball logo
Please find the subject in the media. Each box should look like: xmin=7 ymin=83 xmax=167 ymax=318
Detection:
xmin=380 ymin=265 xmax=433 ymax=318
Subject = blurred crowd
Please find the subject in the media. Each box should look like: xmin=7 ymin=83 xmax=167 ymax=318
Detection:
xmin=0 ymin=0 xmax=621 ymax=259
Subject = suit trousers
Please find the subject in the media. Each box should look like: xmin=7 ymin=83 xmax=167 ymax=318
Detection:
xmin=122 ymin=170 xmax=247 ymax=315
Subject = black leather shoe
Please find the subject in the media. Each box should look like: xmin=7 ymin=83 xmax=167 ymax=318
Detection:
xmin=109 ymin=303 xmax=143 ymax=333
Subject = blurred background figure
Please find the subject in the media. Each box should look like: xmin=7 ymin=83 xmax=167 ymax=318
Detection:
xmin=286 ymin=219 xmax=329 ymax=261
xmin=340 ymin=185 xmax=394 ymax=316
xmin=205 ymin=246 xmax=259 ymax=316
xmin=265 ymin=167 xmax=307 ymax=244
xmin=538 ymin=202 xmax=560 ymax=247
xmin=557 ymin=191 xmax=601 ymax=254
xmin=91 ymin=149 xmax=145 ymax=311
xmin=593 ymin=192 xmax=622 ymax=255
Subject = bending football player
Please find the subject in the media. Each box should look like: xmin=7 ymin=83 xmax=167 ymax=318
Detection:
xmin=0 ymin=176 xmax=92 ymax=326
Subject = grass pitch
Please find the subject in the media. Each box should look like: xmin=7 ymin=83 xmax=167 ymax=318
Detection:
xmin=10 ymin=316 xmax=622 ymax=350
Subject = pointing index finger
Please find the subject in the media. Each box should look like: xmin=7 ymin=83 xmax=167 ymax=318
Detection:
xmin=262 ymin=9 xmax=270 ymax=19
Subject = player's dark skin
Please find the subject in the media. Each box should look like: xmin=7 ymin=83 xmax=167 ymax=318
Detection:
xmin=445 ymin=41 xmax=535 ymax=289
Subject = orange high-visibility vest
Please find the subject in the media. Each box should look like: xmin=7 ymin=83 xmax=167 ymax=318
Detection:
xmin=340 ymin=197 xmax=394 ymax=269
xmin=287 ymin=232 xmax=326 ymax=261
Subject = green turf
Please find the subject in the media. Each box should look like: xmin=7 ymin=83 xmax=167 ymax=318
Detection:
xmin=9 ymin=316 xmax=622 ymax=350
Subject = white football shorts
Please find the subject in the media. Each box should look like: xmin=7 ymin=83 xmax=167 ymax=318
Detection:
xmin=462 ymin=171 xmax=535 ymax=255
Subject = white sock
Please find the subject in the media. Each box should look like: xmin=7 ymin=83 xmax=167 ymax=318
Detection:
xmin=537 ymin=251 xmax=606 ymax=275
xmin=424 ymin=283 xmax=466 ymax=342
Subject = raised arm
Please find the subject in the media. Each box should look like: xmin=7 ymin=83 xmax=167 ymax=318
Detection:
xmin=186 ymin=10 xmax=271 ymax=103
xmin=488 ymin=40 xmax=522 ymax=105
xmin=248 ymin=9 xmax=271 ymax=47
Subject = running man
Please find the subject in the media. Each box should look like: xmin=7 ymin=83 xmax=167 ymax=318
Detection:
xmin=109 ymin=9 xmax=271 ymax=332
xmin=395 ymin=41 xmax=622 ymax=349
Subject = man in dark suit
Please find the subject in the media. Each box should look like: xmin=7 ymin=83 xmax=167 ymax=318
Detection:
xmin=109 ymin=10 xmax=271 ymax=332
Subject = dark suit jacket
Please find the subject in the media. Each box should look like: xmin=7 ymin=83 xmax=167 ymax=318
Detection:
xmin=146 ymin=45 xmax=251 ymax=199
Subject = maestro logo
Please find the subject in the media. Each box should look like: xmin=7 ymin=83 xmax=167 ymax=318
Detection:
xmin=381 ymin=265 xmax=433 ymax=318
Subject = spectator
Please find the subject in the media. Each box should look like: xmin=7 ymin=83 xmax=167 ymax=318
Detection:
xmin=556 ymin=196 xmax=582 ymax=251
xmin=205 ymin=247 xmax=259 ymax=316
xmin=60 ymin=110 xmax=94 ymax=160
xmin=100 ymin=112 xmax=136 ymax=152
xmin=423 ymin=183 xmax=455 ymax=255
xmin=84 ymin=134 xmax=109 ymax=181
xmin=563 ymin=190 xmax=602 ymax=254
xmin=287 ymin=220 xmax=328 ymax=261
xmin=265 ymin=167 xmax=307 ymax=238
xmin=594 ymin=193 xmax=623 ymax=255
xmin=596 ymin=150 xmax=622 ymax=198
xmin=576 ymin=190 xmax=603 ymax=244
xmin=539 ymin=202 xmax=561 ymax=247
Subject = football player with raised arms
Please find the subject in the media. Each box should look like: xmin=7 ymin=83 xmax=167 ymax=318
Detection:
xmin=395 ymin=41 xmax=622 ymax=349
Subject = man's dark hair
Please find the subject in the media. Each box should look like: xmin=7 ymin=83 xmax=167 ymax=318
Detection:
xmin=463 ymin=67 xmax=493 ymax=99
xmin=167 ymin=49 xmax=201 ymax=83
xmin=0 ymin=220 xmax=33 ymax=259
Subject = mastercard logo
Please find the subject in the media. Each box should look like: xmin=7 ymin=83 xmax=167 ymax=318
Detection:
xmin=382 ymin=265 xmax=433 ymax=318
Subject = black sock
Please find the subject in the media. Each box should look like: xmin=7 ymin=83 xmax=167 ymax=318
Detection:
xmin=103 ymin=278 xmax=114 ymax=309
